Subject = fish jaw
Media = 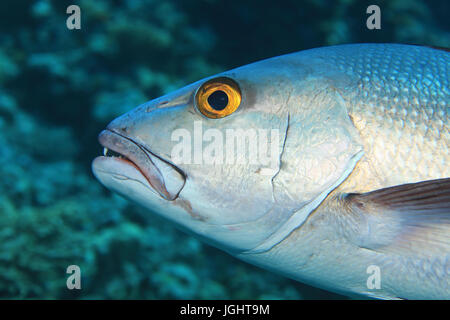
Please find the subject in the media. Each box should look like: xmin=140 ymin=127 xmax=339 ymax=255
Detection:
xmin=92 ymin=153 xmax=200 ymax=242
xmin=93 ymin=129 xmax=186 ymax=201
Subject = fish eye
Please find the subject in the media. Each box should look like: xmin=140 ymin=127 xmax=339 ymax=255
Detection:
xmin=195 ymin=77 xmax=241 ymax=118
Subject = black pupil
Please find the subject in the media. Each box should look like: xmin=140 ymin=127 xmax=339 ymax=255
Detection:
xmin=208 ymin=90 xmax=228 ymax=111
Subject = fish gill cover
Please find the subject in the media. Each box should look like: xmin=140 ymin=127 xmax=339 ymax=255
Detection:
xmin=0 ymin=0 xmax=448 ymax=299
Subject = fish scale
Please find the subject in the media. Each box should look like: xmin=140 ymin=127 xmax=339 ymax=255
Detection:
xmin=321 ymin=44 xmax=449 ymax=194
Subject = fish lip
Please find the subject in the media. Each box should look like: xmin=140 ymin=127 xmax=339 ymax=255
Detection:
xmin=97 ymin=129 xmax=186 ymax=201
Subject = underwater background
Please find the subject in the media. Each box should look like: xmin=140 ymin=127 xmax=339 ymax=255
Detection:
xmin=0 ymin=0 xmax=448 ymax=299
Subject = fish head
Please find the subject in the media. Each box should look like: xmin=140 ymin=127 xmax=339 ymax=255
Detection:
xmin=92 ymin=52 xmax=363 ymax=253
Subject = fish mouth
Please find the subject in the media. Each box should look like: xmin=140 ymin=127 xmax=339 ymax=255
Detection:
xmin=95 ymin=129 xmax=186 ymax=201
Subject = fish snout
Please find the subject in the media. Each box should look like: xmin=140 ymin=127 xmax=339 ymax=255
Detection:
xmin=97 ymin=129 xmax=186 ymax=201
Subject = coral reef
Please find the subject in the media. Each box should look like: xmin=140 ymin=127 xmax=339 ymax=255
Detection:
xmin=0 ymin=0 xmax=447 ymax=299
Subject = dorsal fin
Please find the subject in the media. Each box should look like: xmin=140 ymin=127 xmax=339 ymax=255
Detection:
xmin=344 ymin=178 xmax=450 ymax=254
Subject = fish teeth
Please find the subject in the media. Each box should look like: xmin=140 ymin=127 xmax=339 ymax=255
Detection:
xmin=103 ymin=147 xmax=108 ymax=156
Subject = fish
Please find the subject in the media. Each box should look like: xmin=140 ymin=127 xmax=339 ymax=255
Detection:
xmin=92 ymin=43 xmax=449 ymax=299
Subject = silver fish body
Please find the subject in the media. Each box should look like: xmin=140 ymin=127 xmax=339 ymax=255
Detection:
xmin=92 ymin=44 xmax=449 ymax=299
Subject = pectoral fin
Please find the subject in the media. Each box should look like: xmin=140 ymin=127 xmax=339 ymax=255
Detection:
xmin=343 ymin=178 xmax=450 ymax=254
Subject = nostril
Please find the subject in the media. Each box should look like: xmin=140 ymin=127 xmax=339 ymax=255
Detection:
xmin=105 ymin=111 xmax=133 ymax=133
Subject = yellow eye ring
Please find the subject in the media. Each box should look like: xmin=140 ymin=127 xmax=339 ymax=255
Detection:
xmin=195 ymin=77 xmax=241 ymax=119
